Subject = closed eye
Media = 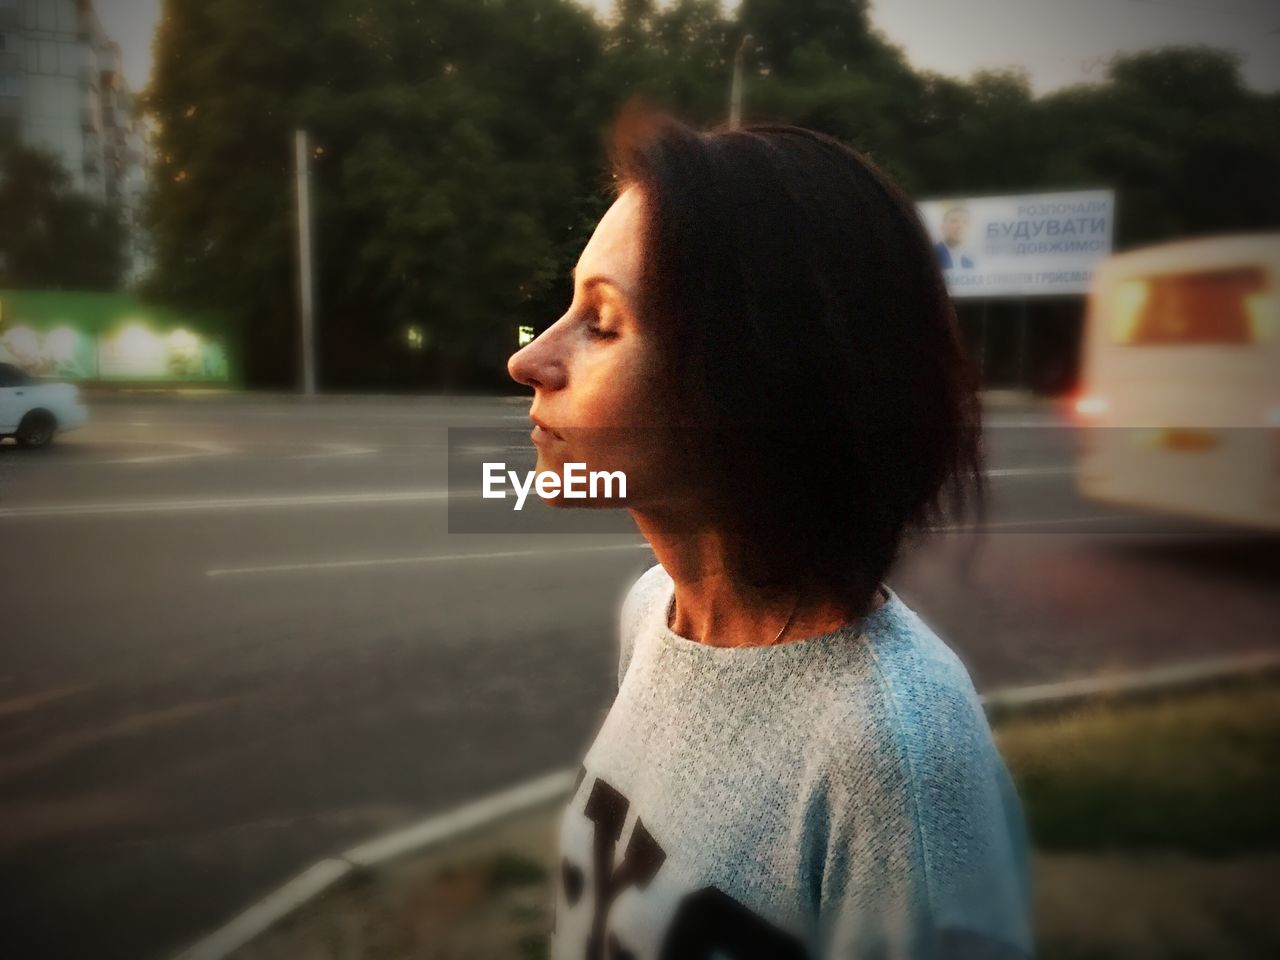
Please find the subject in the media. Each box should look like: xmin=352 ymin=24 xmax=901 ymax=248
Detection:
xmin=584 ymin=307 xmax=619 ymax=341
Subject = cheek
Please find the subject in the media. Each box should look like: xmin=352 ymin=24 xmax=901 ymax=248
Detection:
xmin=569 ymin=335 xmax=665 ymax=430
xmin=553 ymin=338 xmax=676 ymax=498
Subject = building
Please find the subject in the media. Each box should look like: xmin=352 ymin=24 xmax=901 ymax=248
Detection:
xmin=0 ymin=0 xmax=151 ymax=282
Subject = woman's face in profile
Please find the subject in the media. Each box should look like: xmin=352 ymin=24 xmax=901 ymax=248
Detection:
xmin=507 ymin=187 xmax=674 ymax=509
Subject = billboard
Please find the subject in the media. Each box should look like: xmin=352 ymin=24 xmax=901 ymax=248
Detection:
xmin=918 ymin=189 xmax=1115 ymax=298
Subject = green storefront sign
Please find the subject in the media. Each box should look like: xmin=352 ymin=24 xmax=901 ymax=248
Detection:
xmin=0 ymin=290 xmax=233 ymax=382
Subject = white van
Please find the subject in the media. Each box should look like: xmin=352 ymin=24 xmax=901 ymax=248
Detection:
xmin=1073 ymin=233 xmax=1280 ymax=531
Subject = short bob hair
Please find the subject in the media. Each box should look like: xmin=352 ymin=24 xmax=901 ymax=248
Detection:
xmin=608 ymin=109 xmax=985 ymax=619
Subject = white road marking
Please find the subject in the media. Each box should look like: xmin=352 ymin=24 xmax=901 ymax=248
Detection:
xmin=291 ymin=442 xmax=377 ymax=460
xmin=99 ymin=440 xmax=236 ymax=466
xmin=985 ymin=465 xmax=1074 ymax=478
xmin=931 ymin=513 xmax=1147 ymax=532
xmin=984 ymin=417 xmax=1073 ymax=429
xmin=206 ymin=541 xmax=652 ymax=578
xmin=206 ymin=514 xmax=1144 ymax=579
xmin=0 ymin=489 xmax=463 ymax=519
xmin=0 ymin=458 xmax=1116 ymax=530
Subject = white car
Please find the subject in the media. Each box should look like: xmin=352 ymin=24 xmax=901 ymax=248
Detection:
xmin=0 ymin=362 xmax=89 ymax=448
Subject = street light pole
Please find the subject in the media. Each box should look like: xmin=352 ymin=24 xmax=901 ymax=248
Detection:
xmin=729 ymin=33 xmax=752 ymax=129
xmin=294 ymin=129 xmax=317 ymax=396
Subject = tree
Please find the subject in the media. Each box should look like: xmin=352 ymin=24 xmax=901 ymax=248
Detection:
xmin=599 ymin=0 xmax=738 ymax=126
xmin=1037 ymin=47 xmax=1280 ymax=245
xmin=729 ymin=1 xmax=929 ymax=185
xmin=0 ymin=142 xmax=127 ymax=290
xmin=143 ymin=0 xmax=1280 ymax=388
xmin=737 ymin=0 xmax=881 ymax=76
xmin=144 ymin=0 xmax=612 ymax=387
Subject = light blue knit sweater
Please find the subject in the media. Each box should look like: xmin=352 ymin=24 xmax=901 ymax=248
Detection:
xmin=552 ymin=563 xmax=1034 ymax=958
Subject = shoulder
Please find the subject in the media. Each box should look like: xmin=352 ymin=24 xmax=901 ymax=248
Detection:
xmin=617 ymin=562 xmax=671 ymax=687
xmin=817 ymin=599 xmax=999 ymax=817
xmin=837 ymin=596 xmax=1006 ymax=814
xmin=863 ymin=598 xmax=990 ymax=754
xmin=816 ymin=596 xmax=1033 ymax=953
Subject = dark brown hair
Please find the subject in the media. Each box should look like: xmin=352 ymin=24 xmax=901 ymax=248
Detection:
xmin=609 ymin=108 xmax=985 ymax=618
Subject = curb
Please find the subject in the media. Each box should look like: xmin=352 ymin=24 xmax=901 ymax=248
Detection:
xmin=169 ymin=649 xmax=1280 ymax=960
xmin=980 ymin=650 xmax=1280 ymax=716
xmin=171 ymin=770 xmax=575 ymax=960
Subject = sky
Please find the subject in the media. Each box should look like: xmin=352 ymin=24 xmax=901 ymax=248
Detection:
xmin=95 ymin=0 xmax=1280 ymax=96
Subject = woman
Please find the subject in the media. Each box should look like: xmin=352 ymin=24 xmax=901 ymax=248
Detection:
xmin=507 ymin=111 xmax=1033 ymax=959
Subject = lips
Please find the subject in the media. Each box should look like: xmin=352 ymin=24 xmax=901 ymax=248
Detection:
xmin=530 ymin=416 xmax=564 ymax=441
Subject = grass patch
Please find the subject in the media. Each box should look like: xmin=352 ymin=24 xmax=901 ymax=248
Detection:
xmin=234 ymin=676 xmax=1280 ymax=959
xmin=483 ymin=852 xmax=548 ymax=890
xmin=996 ymin=675 xmax=1280 ymax=854
xmin=1032 ymin=849 xmax=1280 ymax=959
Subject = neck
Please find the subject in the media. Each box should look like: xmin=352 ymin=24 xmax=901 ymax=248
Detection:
xmin=631 ymin=509 xmax=869 ymax=648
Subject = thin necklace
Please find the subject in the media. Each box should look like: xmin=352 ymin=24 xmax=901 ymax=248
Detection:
xmin=768 ymin=594 xmax=801 ymax=646
xmin=669 ymin=593 xmax=802 ymax=647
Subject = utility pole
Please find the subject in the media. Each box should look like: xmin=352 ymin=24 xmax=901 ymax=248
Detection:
xmin=1016 ymin=297 xmax=1030 ymax=389
xmin=294 ymin=129 xmax=317 ymax=395
xmin=729 ymin=34 xmax=752 ymax=129
xmin=979 ymin=299 xmax=989 ymax=384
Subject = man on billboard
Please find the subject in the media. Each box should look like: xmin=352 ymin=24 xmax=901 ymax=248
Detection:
xmin=934 ymin=204 xmax=976 ymax=270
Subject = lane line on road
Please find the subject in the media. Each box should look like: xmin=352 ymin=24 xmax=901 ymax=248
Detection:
xmin=0 ymin=683 xmax=94 ymax=719
xmin=0 ymin=465 xmax=1074 ymax=521
xmin=953 ymin=513 xmax=1149 ymax=531
xmin=983 ymin=417 xmax=1073 ymax=429
xmin=291 ymin=442 xmax=378 ymax=460
xmin=985 ymin=466 xmax=1074 ymax=478
xmin=206 ymin=512 xmax=1143 ymax=579
xmin=0 ymin=489 xmax=458 ymax=519
xmin=206 ymin=541 xmax=652 ymax=578
xmin=100 ymin=440 xmax=238 ymax=466
xmin=50 ymin=438 xmax=239 ymax=466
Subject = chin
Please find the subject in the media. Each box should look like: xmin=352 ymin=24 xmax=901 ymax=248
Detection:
xmin=533 ymin=452 xmax=565 ymax=475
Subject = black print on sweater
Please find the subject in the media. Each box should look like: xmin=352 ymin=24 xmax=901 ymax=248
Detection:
xmin=583 ymin=777 xmax=667 ymax=959
xmin=660 ymin=886 xmax=808 ymax=959
xmin=567 ymin=775 xmax=808 ymax=960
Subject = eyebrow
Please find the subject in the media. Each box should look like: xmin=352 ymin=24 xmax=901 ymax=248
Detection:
xmin=571 ymin=266 xmax=627 ymax=296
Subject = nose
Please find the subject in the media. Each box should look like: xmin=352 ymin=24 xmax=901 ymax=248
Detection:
xmin=507 ymin=330 xmax=567 ymax=391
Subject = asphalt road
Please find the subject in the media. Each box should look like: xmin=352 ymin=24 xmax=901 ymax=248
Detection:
xmin=0 ymin=394 xmax=1276 ymax=960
